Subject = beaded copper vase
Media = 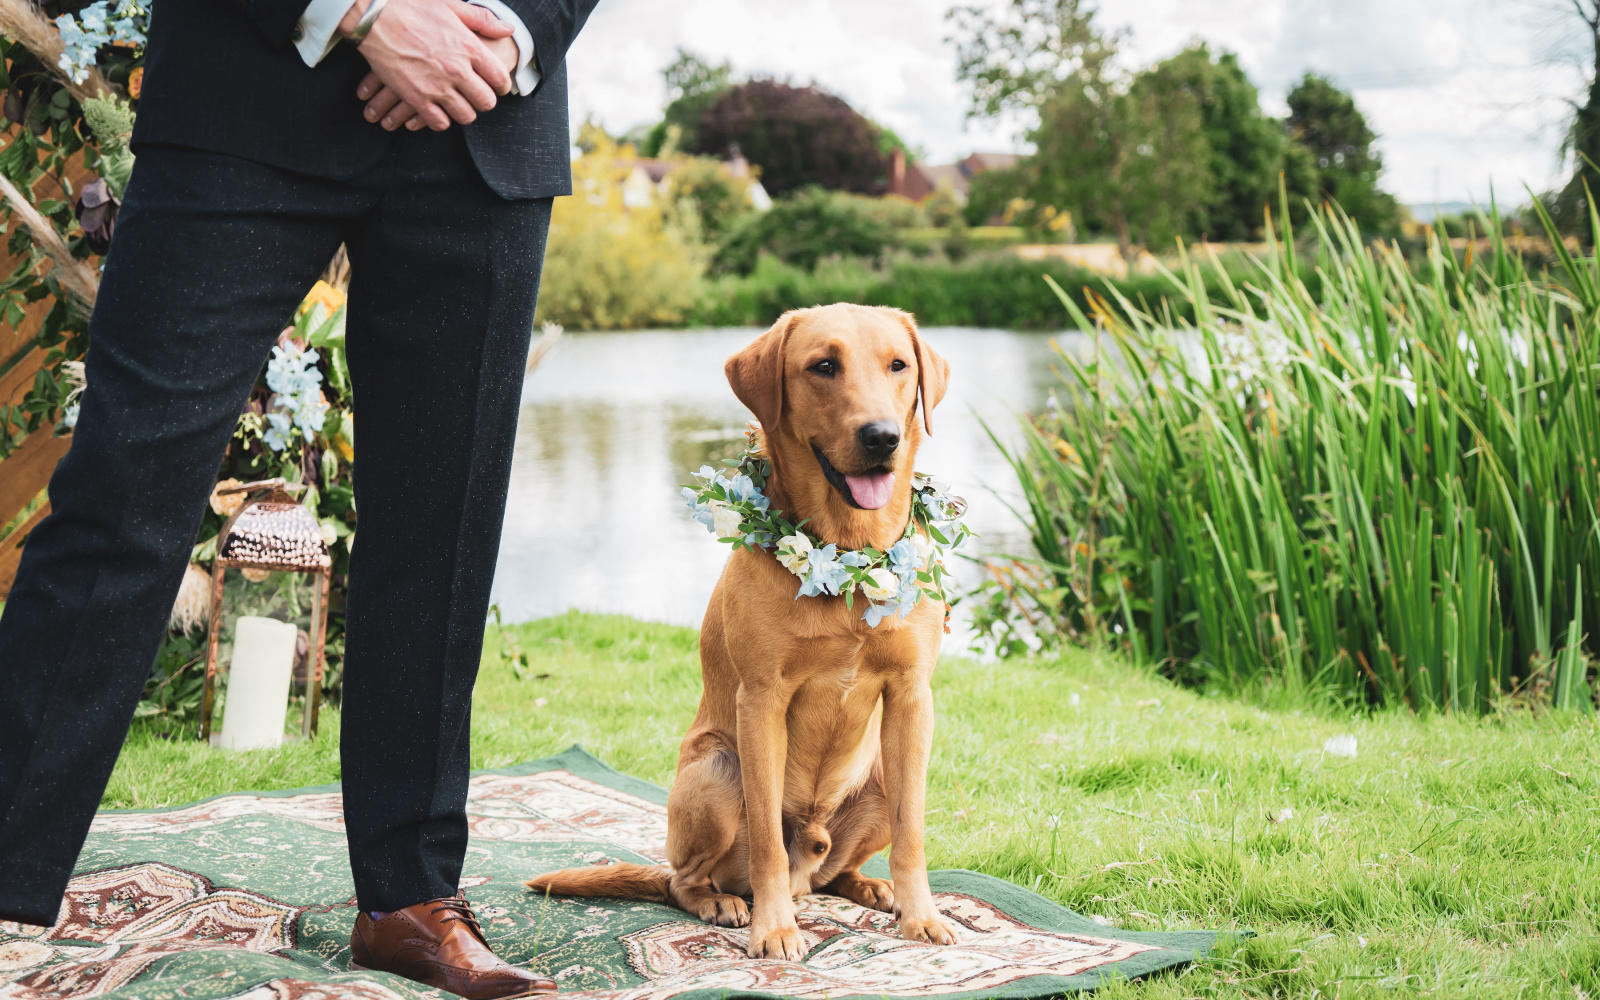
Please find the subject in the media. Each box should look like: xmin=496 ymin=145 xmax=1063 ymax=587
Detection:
xmin=200 ymin=478 xmax=333 ymax=743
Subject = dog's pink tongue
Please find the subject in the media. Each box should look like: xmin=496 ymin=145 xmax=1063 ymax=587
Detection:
xmin=846 ymin=471 xmax=895 ymax=510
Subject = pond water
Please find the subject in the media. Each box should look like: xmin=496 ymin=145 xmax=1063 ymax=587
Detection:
xmin=488 ymin=326 xmax=1075 ymax=655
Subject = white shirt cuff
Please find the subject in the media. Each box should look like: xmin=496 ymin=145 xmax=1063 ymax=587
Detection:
xmin=466 ymin=0 xmax=541 ymax=94
xmin=295 ymin=0 xmax=354 ymax=67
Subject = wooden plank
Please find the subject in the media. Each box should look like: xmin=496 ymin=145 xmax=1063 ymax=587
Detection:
xmin=0 ymin=499 xmax=49 ymax=598
xmin=0 ymin=427 xmax=70 ymax=528
xmin=0 ymin=125 xmax=95 ymax=411
xmin=0 ymin=129 xmax=92 ymax=563
xmin=0 ymin=345 xmax=50 ymax=410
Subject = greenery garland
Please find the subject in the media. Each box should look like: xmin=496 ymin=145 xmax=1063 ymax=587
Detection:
xmin=684 ymin=426 xmax=970 ymax=627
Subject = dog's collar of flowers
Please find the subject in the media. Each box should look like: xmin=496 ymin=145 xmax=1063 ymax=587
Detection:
xmin=682 ymin=426 xmax=970 ymax=628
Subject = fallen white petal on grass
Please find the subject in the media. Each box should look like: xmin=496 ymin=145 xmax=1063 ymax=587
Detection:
xmin=1069 ymin=692 xmax=1081 ymax=709
xmin=1323 ymin=734 xmax=1358 ymax=757
xmin=1269 ymin=807 xmax=1295 ymax=823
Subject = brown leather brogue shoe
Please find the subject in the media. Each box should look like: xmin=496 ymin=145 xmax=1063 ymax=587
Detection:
xmin=349 ymin=895 xmax=555 ymax=999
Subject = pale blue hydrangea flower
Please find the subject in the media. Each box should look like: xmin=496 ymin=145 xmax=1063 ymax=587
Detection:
xmin=260 ymin=342 xmax=327 ymax=451
xmin=291 ymin=392 xmax=328 ymax=440
xmin=796 ymin=544 xmax=851 ymax=598
xmin=887 ymin=538 xmax=922 ymax=584
xmin=861 ymin=576 xmax=925 ymax=627
xmin=55 ymin=1 xmax=150 ymax=84
xmin=861 ymin=601 xmax=896 ymax=627
xmin=262 ymin=410 xmax=295 ymax=452
xmin=722 ymin=473 xmax=770 ymax=511
xmin=683 ymin=487 xmax=719 ymax=531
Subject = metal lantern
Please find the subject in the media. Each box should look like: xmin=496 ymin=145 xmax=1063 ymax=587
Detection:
xmin=200 ymin=478 xmax=333 ymax=742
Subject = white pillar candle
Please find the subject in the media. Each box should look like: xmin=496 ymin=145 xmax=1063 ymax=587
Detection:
xmin=218 ymin=615 xmax=297 ymax=751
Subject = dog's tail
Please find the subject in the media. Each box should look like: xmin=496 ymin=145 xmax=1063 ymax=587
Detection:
xmin=524 ymin=863 xmax=671 ymax=903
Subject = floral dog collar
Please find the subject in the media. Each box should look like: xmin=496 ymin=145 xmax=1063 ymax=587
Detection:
xmin=683 ymin=427 xmax=970 ymax=627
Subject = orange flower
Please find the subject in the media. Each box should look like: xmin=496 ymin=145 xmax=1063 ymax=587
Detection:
xmin=298 ymin=279 xmax=347 ymax=317
xmin=127 ymin=67 xmax=144 ymax=100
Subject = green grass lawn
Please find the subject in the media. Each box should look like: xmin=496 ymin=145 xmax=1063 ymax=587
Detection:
xmin=106 ymin=612 xmax=1599 ymax=998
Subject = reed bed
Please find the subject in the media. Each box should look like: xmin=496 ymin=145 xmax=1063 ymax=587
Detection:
xmin=986 ymin=199 xmax=1600 ymax=712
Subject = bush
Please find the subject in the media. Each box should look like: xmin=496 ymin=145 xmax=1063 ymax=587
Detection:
xmin=691 ymin=250 xmax=1252 ymax=329
xmin=897 ymin=226 xmax=1028 ymax=254
xmin=712 ymin=188 xmax=896 ymax=275
xmin=535 ymin=138 xmax=709 ymax=330
xmin=660 ymin=155 xmax=755 ymax=241
xmin=975 ymin=204 xmax=1600 ymax=714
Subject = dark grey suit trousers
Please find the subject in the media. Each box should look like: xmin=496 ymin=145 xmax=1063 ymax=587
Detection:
xmin=0 ymin=128 xmax=551 ymax=925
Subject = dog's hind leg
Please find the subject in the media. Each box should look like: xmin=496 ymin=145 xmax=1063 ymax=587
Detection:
xmin=816 ymin=774 xmax=896 ymax=913
xmin=666 ymin=733 xmax=751 ymax=928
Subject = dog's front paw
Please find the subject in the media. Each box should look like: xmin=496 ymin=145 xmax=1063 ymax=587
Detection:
xmin=695 ymin=892 xmax=750 ymax=928
xmin=747 ymin=918 xmax=808 ymax=961
xmin=899 ymin=912 xmax=956 ymax=945
xmin=832 ymin=872 xmax=896 ymax=913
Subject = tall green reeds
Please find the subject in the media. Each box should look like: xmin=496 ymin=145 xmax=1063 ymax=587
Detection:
xmin=982 ymin=198 xmax=1600 ymax=712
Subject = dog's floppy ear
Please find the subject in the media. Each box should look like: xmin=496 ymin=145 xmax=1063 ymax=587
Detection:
xmin=726 ymin=310 xmax=799 ymax=433
xmin=898 ymin=311 xmax=949 ymax=435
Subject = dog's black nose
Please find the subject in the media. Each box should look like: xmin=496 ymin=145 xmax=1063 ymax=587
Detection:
xmin=858 ymin=421 xmax=900 ymax=461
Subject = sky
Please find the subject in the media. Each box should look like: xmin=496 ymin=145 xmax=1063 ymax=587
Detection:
xmin=561 ymin=0 xmax=1590 ymax=207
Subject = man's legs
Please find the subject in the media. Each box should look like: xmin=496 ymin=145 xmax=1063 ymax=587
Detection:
xmin=0 ymin=146 xmax=353 ymax=925
xmin=337 ymin=129 xmax=551 ymax=911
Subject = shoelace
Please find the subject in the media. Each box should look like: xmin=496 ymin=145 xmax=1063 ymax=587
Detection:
xmin=428 ymin=895 xmax=488 ymax=945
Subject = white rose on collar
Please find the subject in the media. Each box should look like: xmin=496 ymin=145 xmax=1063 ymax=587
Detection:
xmin=711 ymin=503 xmax=744 ymax=539
xmin=776 ymin=533 xmax=812 ymax=573
xmin=862 ymin=567 xmax=900 ymax=603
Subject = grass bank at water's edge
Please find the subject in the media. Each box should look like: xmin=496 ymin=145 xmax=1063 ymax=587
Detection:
xmin=105 ymin=612 xmax=1599 ymax=998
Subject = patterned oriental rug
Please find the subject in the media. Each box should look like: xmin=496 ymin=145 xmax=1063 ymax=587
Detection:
xmin=1 ymin=748 xmax=1224 ymax=999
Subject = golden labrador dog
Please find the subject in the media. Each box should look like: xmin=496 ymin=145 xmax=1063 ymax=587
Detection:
xmin=526 ymin=303 xmax=954 ymax=959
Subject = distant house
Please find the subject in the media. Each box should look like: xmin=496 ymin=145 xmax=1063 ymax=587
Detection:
xmin=618 ymin=151 xmax=773 ymax=211
xmin=887 ymin=149 xmax=1021 ymax=203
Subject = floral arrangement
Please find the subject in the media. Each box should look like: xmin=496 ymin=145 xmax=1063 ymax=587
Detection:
xmin=684 ymin=426 xmax=970 ymax=628
xmin=0 ymin=12 xmax=372 ymax=725
xmin=54 ymin=0 xmax=148 ymax=85
xmin=1 ymin=0 xmax=150 ymax=459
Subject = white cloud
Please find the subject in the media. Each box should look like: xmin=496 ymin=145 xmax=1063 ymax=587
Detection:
xmin=561 ymin=0 xmax=1585 ymax=205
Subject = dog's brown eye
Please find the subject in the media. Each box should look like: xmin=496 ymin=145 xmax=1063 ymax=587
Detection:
xmin=808 ymin=360 xmax=837 ymax=376
xmin=890 ymin=359 xmax=908 ymax=372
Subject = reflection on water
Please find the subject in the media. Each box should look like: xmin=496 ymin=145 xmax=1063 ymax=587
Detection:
xmin=490 ymin=326 xmax=1075 ymax=655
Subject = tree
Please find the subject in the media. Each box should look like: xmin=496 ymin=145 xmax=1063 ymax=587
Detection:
xmin=638 ymin=49 xmax=731 ymax=158
xmin=1027 ymin=68 xmax=1209 ymax=257
xmin=947 ymin=0 xmax=1118 ymax=121
xmin=1555 ymin=0 xmax=1599 ymax=240
xmin=1139 ymin=44 xmax=1286 ymax=241
xmin=694 ymin=80 xmax=887 ymax=195
xmin=1285 ymin=73 xmax=1401 ymax=236
xmin=949 ymin=0 xmax=1208 ymax=258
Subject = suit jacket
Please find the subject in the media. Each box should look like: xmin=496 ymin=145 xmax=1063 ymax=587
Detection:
xmin=129 ymin=0 xmax=599 ymax=199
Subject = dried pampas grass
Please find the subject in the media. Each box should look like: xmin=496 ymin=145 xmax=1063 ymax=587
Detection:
xmin=169 ymin=562 xmax=214 ymax=633
xmin=0 ymin=170 xmax=100 ymax=315
xmin=526 ymin=321 xmax=562 ymax=373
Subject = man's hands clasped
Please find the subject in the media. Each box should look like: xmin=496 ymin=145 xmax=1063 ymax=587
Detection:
xmin=340 ymin=0 xmax=523 ymax=132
